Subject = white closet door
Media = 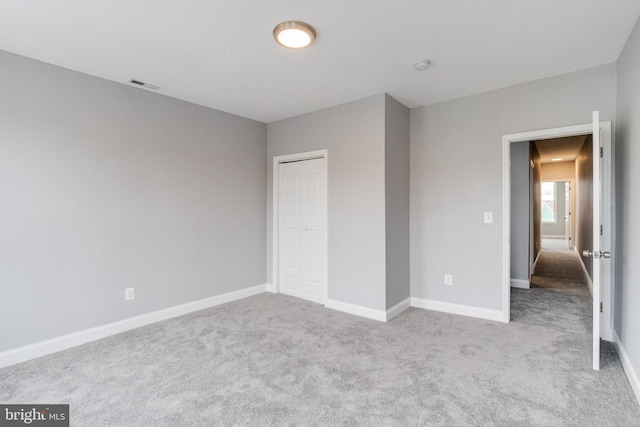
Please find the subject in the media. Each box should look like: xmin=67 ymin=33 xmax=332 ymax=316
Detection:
xmin=278 ymin=158 xmax=326 ymax=304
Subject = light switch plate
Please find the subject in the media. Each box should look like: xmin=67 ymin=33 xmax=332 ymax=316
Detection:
xmin=484 ymin=212 xmax=493 ymax=224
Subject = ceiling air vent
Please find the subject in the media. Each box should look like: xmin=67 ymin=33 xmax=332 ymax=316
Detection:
xmin=127 ymin=79 xmax=160 ymax=90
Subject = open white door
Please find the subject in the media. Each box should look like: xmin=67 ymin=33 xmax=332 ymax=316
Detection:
xmin=591 ymin=111 xmax=602 ymax=371
xmin=584 ymin=111 xmax=613 ymax=371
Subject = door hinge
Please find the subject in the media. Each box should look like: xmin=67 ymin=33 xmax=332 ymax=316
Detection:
xmin=600 ymin=302 xmax=603 ymax=313
xmin=600 ymin=146 xmax=603 ymax=158
xmin=600 ymin=225 xmax=603 ymax=236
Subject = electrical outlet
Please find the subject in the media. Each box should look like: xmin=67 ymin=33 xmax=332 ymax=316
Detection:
xmin=124 ymin=287 xmax=135 ymax=301
xmin=444 ymin=274 xmax=453 ymax=286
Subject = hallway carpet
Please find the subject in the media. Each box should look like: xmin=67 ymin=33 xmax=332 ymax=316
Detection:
xmin=530 ymin=248 xmax=590 ymax=296
xmin=1 ymin=291 xmax=638 ymax=426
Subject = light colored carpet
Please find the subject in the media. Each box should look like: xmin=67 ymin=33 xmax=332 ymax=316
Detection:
xmin=531 ymin=248 xmax=590 ymax=297
xmin=542 ymin=238 xmax=571 ymax=251
xmin=1 ymin=291 xmax=639 ymax=426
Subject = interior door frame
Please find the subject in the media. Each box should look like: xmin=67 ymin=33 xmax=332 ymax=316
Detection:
xmin=502 ymin=121 xmax=613 ymax=339
xmin=564 ymin=181 xmax=572 ymax=248
xmin=540 ymin=179 xmax=574 ymax=247
xmin=272 ymin=149 xmax=328 ymax=303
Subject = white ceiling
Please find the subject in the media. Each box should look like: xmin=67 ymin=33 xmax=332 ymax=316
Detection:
xmin=1 ymin=1 xmax=639 ymax=123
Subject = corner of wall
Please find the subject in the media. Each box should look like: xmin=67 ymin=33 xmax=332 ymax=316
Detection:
xmin=384 ymin=95 xmax=411 ymax=310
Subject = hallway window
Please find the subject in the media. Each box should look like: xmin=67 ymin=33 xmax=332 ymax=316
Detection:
xmin=541 ymin=181 xmax=556 ymax=222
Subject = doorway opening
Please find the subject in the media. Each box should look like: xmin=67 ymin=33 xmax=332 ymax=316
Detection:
xmin=530 ymin=138 xmax=587 ymax=298
xmin=502 ymin=118 xmax=613 ymax=370
xmin=541 ymin=180 xmax=572 ymax=251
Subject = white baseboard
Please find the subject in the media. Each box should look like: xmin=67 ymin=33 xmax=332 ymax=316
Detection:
xmin=325 ymin=299 xmax=386 ymax=322
xmin=0 ymin=284 xmax=267 ymax=369
xmin=613 ymin=330 xmax=640 ymax=406
xmin=386 ymin=298 xmax=411 ymax=321
xmin=542 ymin=235 xmax=566 ymax=239
xmin=265 ymin=283 xmax=278 ymax=293
xmin=410 ymin=297 xmax=503 ymax=322
xmin=511 ymin=279 xmax=530 ymax=289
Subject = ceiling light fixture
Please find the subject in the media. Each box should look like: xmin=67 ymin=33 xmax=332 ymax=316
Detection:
xmin=551 ymin=157 xmax=564 ymax=161
xmin=414 ymin=60 xmax=431 ymax=71
xmin=273 ymin=21 xmax=316 ymax=49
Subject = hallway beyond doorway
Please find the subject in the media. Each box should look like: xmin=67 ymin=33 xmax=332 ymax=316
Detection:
xmin=531 ymin=246 xmax=590 ymax=297
xmin=542 ymin=238 xmax=571 ymax=251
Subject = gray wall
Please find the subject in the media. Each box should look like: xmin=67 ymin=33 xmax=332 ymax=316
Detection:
xmin=615 ymin=15 xmax=640 ymax=386
xmin=384 ymin=95 xmax=410 ymax=309
xmin=410 ymin=63 xmax=616 ymax=310
xmin=267 ymin=94 xmax=388 ymax=311
xmin=576 ymin=135 xmax=594 ymax=278
xmin=510 ymin=141 xmax=530 ymax=282
xmin=541 ymin=182 xmax=567 ymax=237
xmin=0 ymin=50 xmax=267 ymax=352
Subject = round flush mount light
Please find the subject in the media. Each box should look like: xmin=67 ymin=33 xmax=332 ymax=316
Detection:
xmin=273 ymin=21 xmax=316 ymax=49
xmin=414 ymin=60 xmax=431 ymax=71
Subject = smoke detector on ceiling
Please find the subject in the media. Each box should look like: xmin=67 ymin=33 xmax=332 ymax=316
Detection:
xmin=414 ymin=60 xmax=431 ymax=71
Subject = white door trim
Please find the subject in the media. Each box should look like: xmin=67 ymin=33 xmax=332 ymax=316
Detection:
xmin=272 ymin=149 xmax=328 ymax=303
xmin=502 ymin=122 xmax=613 ymax=329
